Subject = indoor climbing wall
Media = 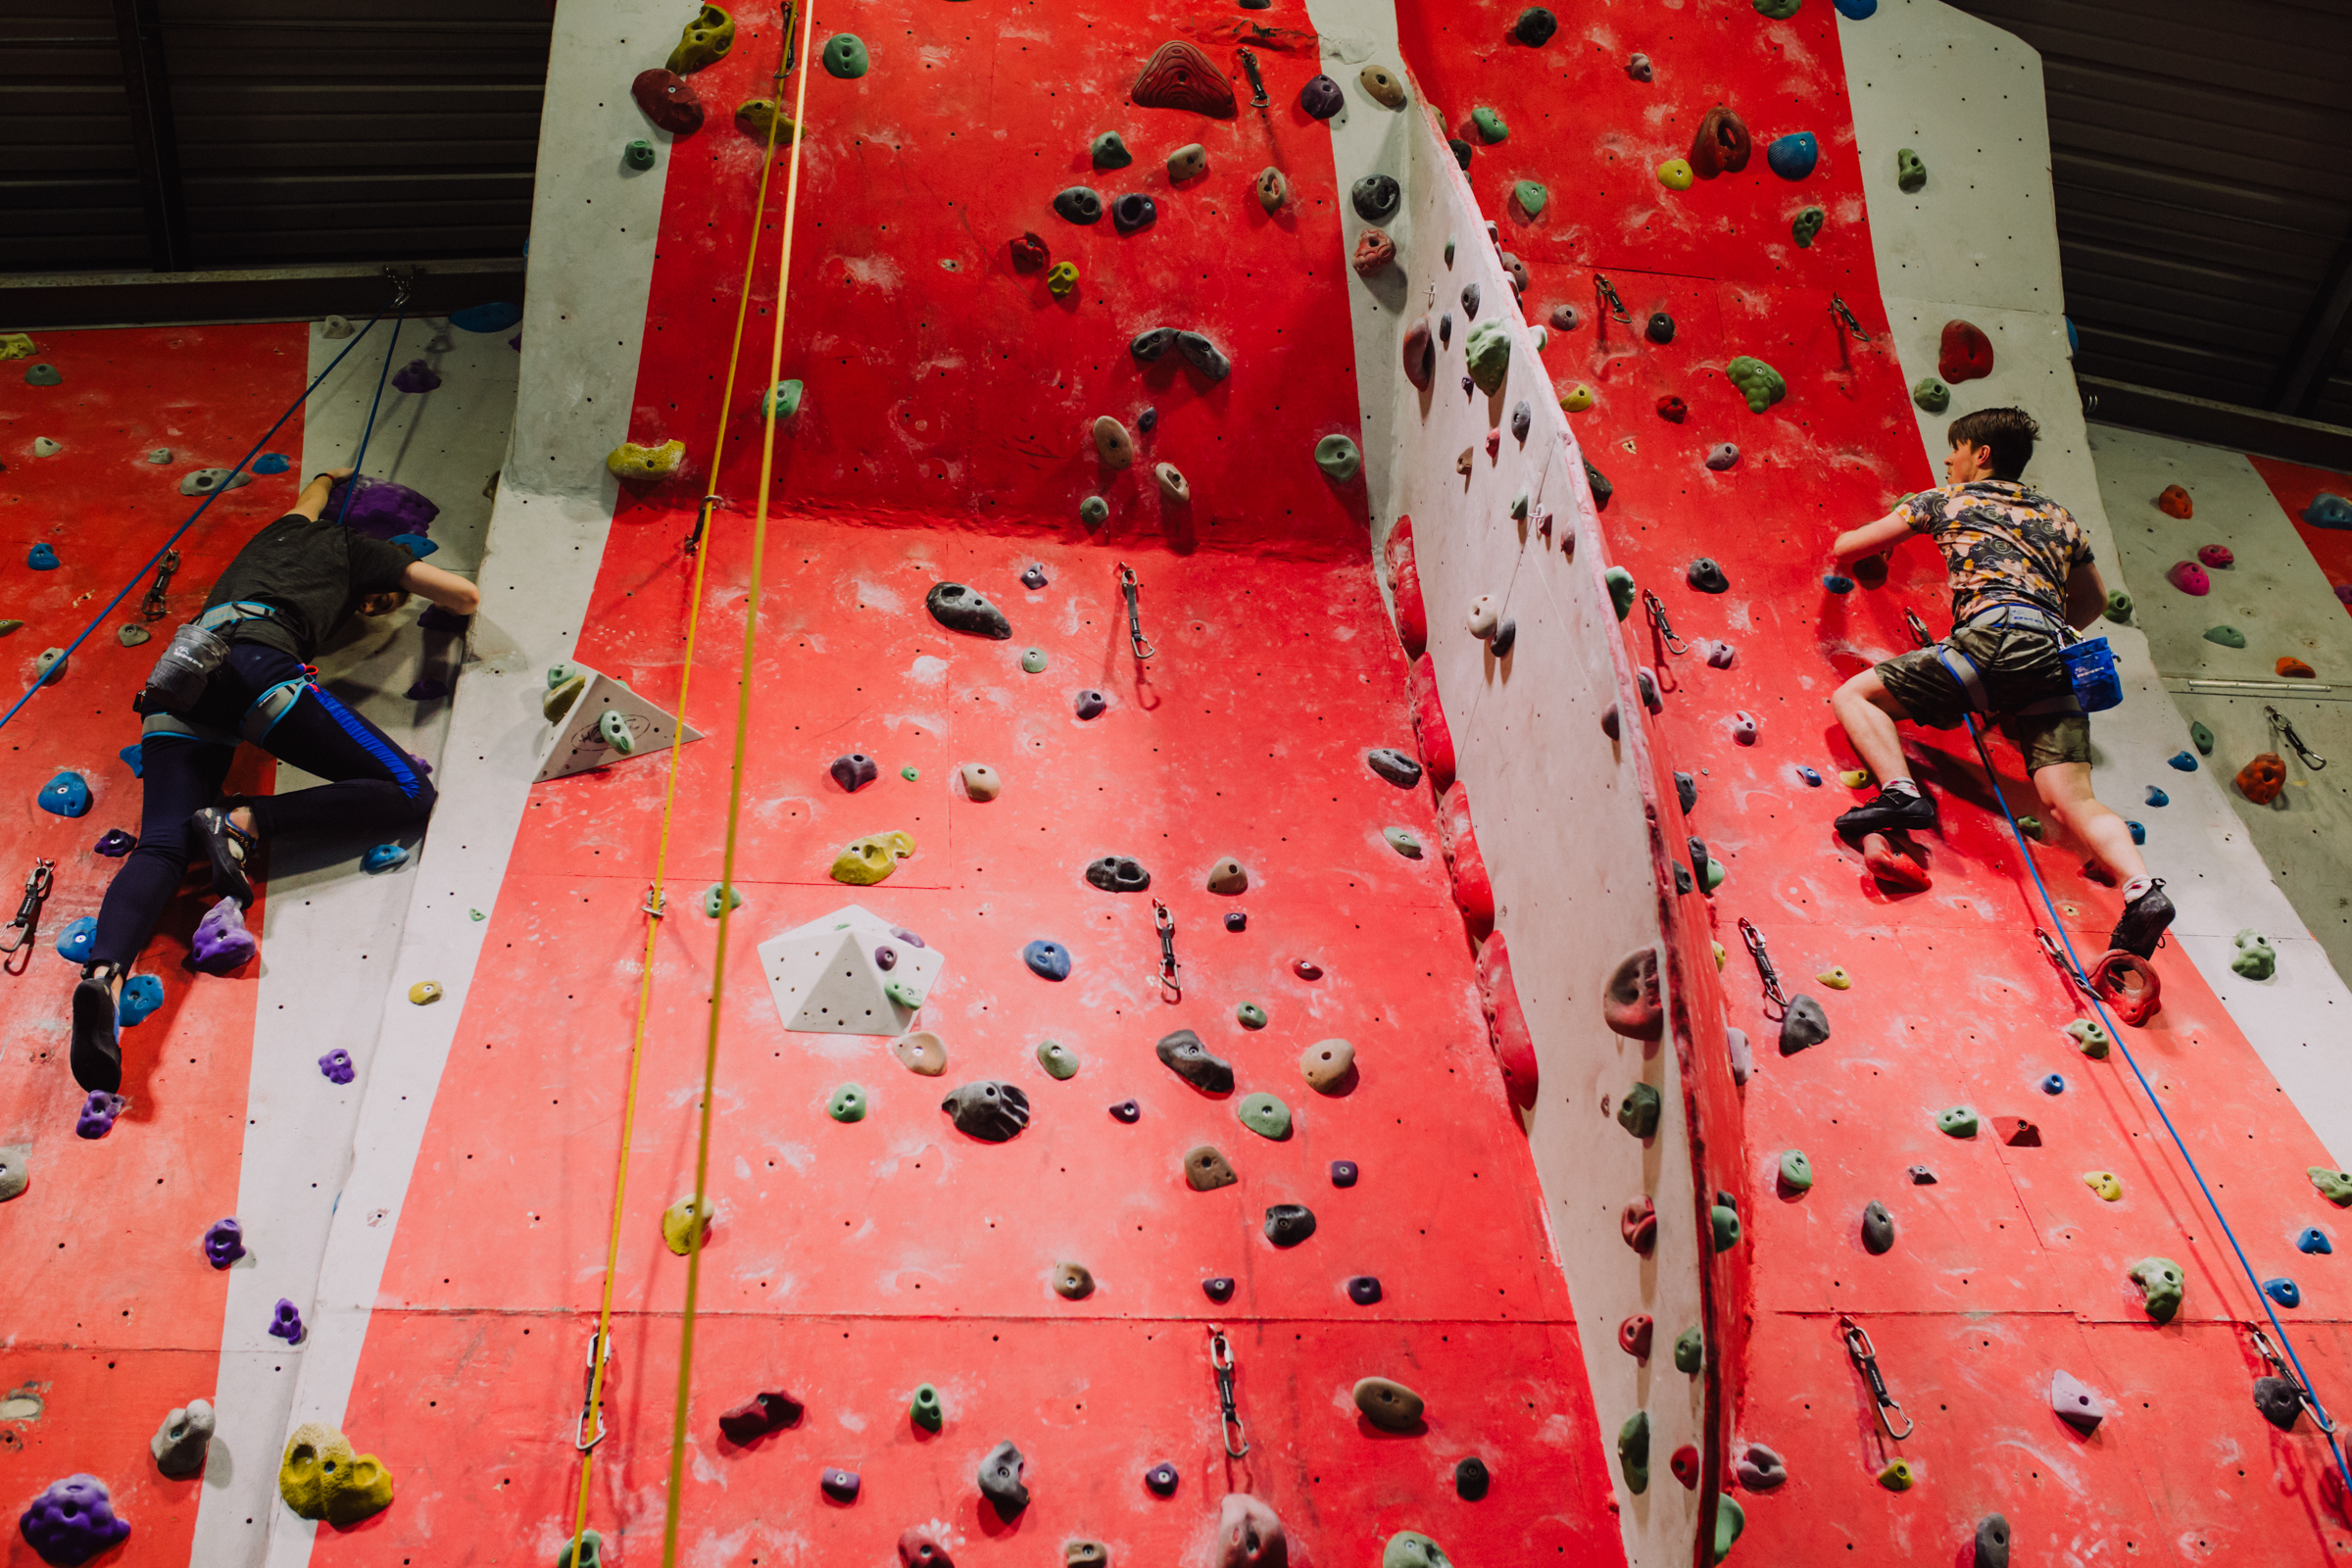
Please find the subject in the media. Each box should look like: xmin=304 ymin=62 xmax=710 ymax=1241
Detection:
xmin=308 ymin=3 xmax=1628 ymax=1566
xmin=1388 ymin=0 xmax=2352 ymax=1562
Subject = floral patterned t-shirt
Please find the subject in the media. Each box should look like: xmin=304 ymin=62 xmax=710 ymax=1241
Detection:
xmin=1897 ymin=480 xmax=2093 ymax=624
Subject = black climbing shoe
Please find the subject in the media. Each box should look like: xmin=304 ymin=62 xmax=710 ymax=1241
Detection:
xmin=191 ymin=807 xmax=258 ymax=906
xmin=2107 ymin=880 xmax=2175 ymax=960
xmin=1835 ymin=786 xmax=1936 ymax=840
xmin=71 ymin=963 xmax=122 ymax=1094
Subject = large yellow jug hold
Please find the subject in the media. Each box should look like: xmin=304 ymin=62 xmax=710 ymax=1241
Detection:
xmin=831 ymin=832 xmax=913 ymax=885
xmin=279 ymin=1422 xmax=395 ymax=1525
xmin=666 ymin=4 xmax=734 ymax=74
xmin=606 ymin=440 xmax=686 ymax=481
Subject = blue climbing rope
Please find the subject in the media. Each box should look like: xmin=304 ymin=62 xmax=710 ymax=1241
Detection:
xmin=0 ymin=294 xmax=407 ymax=737
xmin=332 ymin=307 xmax=406 ymax=527
xmin=1950 ymin=671 xmax=2352 ymax=1500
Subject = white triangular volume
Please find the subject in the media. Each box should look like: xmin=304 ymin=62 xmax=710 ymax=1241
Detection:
xmin=534 ymin=665 xmax=705 ymax=782
xmin=758 ymin=905 xmax=946 ymax=1036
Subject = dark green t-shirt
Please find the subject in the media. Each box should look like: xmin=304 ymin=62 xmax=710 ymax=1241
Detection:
xmin=203 ymin=514 xmax=416 ymax=661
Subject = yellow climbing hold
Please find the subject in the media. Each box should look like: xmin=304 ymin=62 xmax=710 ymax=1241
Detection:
xmin=279 ymin=1422 xmax=395 ymax=1525
xmin=1877 ymin=1458 xmax=1915 ymax=1491
xmin=408 ymin=981 xmax=442 ymax=1005
xmin=605 ymin=439 xmax=687 ymax=481
xmin=883 ymin=830 xmax=916 ymax=858
xmin=1657 ymin=158 xmax=1695 ymax=191
xmin=662 ymin=1196 xmax=711 ymax=1255
xmin=832 ymin=832 xmax=914 ymax=885
xmin=1047 ymin=262 xmax=1080 ymax=298
xmin=1816 ymin=967 xmax=1851 ymax=990
xmin=1839 ymin=768 xmax=1871 ymax=789
xmin=1713 ymin=941 xmax=1727 ymax=970
xmin=734 ymin=99 xmax=800 ymax=143
xmin=0 ymin=334 xmax=34 ymax=361
xmin=544 ymin=673 xmax=586 ymax=722
xmin=1560 ymin=384 xmax=1594 ymax=413
xmin=2083 ymin=1170 xmax=2123 ymax=1201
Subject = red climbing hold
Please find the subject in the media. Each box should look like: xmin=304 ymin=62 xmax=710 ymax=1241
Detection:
xmin=2236 ymin=751 xmax=2286 ymax=805
xmin=1655 ymin=395 xmax=1687 ymax=423
xmin=1384 ymin=514 xmax=1414 ymax=575
xmin=1689 ymin=105 xmax=1752 ymax=178
xmin=1476 ymin=932 xmax=1541 ymax=1110
xmin=2278 ymin=656 xmax=2316 ymax=678
xmin=1993 ymin=1116 xmax=2041 ymax=1148
xmin=2087 ymin=950 xmax=2161 ymax=1027
xmin=1937 ymin=319 xmax=1994 ymax=384
xmin=1009 ymin=232 xmax=1049 ymax=273
xmin=1622 ymin=1196 xmax=1657 ymax=1255
xmin=1392 ymin=557 xmax=1428 ymax=659
xmin=631 ymin=69 xmax=706 ymax=136
xmin=2159 ymin=484 xmax=2193 ymax=518
xmin=1441 ymin=785 xmax=1495 ymax=940
xmin=1617 ymin=1314 xmax=1654 ymax=1360
xmin=1401 ymin=318 xmax=1435 ymax=391
xmin=1407 ymin=654 xmax=1456 ymax=791
xmin=1602 ymin=946 xmax=1665 ymax=1042
xmin=1130 ymin=41 xmax=1237 ymax=119
xmin=1670 ymin=1445 xmax=1700 ymax=1489
xmin=1861 ymin=831 xmax=1931 ymax=892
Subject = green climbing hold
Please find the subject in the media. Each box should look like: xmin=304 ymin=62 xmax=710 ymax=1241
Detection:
xmin=702 ymin=882 xmax=742 ymax=917
xmin=1617 ymin=1410 xmax=1650 ymax=1494
xmin=1021 ymin=648 xmax=1048 ymax=673
xmin=1472 ymin=106 xmax=1508 ymax=143
xmin=901 ymin=765 xmax=918 ymax=781
xmin=1725 ymin=357 xmax=1787 ymax=414
xmin=624 ymin=139 xmax=657 ymax=170
xmin=2129 ymin=1255 xmax=2183 ymax=1323
xmin=560 ymin=1527 xmax=604 ymax=1568
xmin=1937 ymin=1106 xmax=1979 ymax=1138
xmin=545 ymin=673 xmax=586 ymax=722
xmin=1710 ymin=1203 xmax=1740 ymax=1250
xmin=1079 ymin=496 xmax=1108 ymax=525
xmin=1315 ymin=434 xmax=1362 ymax=483
xmin=1792 ymin=206 xmax=1825 ymax=247
xmin=2231 ymin=929 xmax=2277 ymax=979
xmin=1673 ymin=1324 xmax=1703 ymax=1373
xmin=2310 ymin=1167 xmax=2352 ymax=1206
xmin=1753 ymin=0 xmax=1799 ymax=15
xmin=1464 ymin=319 xmax=1512 ymax=394
xmin=1237 ymin=1002 xmax=1267 ymax=1030
xmin=599 ymin=709 xmax=635 ymax=756
xmin=0 ymin=620 xmax=21 ymax=637
xmin=761 ymin=379 xmax=804 ymax=418
xmin=2017 ymin=814 xmax=2042 ymax=840
xmin=1238 ymin=1092 xmax=1293 ymax=1139
xmin=910 ymin=1383 xmax=943 ymax=1432
xmin=1513 ymin=180 xmax=1547 ymax=219
xmin=1036 ymin=1040 xmax=1080 ymax=1079
xmin=1606 ymin=566 xmax=1637 ymax=621
xmin=828 ymin=1084 xmax=867 ymax=1121
xmin=1779 ymin=1149 xmax=1814 ymax=1191
xmin=1713 ymin=1495 xmax=1745 ymax=1565
xmin=24 ymin=364 xmax=62 ymax=387
xmin=1912 ymin=378 xmax=1950 ymax=413
xmin=1896 ymin=148 xmax=1927 ymax=193
xmin=1090 ymin=131 xmax=1132 ymax=171
xmin=1381 ymin=1533 xmax=1452 ymax=1568
xmin=2103 ymin=589 xmax=2133 ymax=624
xmin=884 ymin=977 xmax=923 ymax=1008
xmin=2190 ymin=720 xmax=2214 ymax=755
xmin=2067 ymin=1018 xmax=2111 ymax=1058
xmin=822 ymin=33 xmax=869 ymax=77
xmin=2203 ymin=625 xmax=2246 ymax=648
xmin=1616 ymin=1082 xmax=1661 ymax=1139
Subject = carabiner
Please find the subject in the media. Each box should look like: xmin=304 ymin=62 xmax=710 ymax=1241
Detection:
xmin=1593 ymin=273 xmax=1632 ymax=324
xmin=1209 ymin=1326 xmax=1249 ymax=1457
xmin=684 ymin=494 xmax=721 ymax=557
xmin=1738 ymin=916 xmax=1789 ymax=1010
xmin=140 ymin=549 xmax=180 ymax=622
xmin=1118 ymin=562 xmax=1156 ymax=661
xmin=574 ymin=1329 xmax=613 ymax=1451
xmin=1830 ymin=292 xmax=1869 ymax=343
xmin=1152 ymin=898 xmax=1180 ymax=999
xmin=1238 ymin=47 xmax=1270 ymax=108
xmin=2267 ymin=705 xmax=2326 ymax=770
xmin=1839 ymin=1315 xmax=1913 ymax=1440
xmin=0 ymin=859 xmax=54 ymax=954
xmin=1642 ymin=590 xmax=1690 ymax=658
xmin=2250 ymin=1328 xmax=2339 ymax=1437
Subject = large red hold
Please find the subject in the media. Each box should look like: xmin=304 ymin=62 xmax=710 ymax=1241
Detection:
xmin=632 ymin=69 xmax=706 ymax=136
xmin=1602 ymin=945 xmax=1665 ymax=1041
xmin=1689 ymin=105 xmax=1751 ymax=178
xmin=1938 ymin=318 xmax=1994 ymax=383
xmin=1407 ymin=654 xmax=1456 ymax=791
xmin=1391 ymin=555 xmax=1427 ymax=659
xmin=1131 ymin=41 xmax=1237 ymax=119
xmin=1441 ymin=784 xmax=1494 ymax=939
xmin=1475 ymin=931 xmax=1541 ymax=1110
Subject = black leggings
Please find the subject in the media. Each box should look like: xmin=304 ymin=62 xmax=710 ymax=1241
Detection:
xmin=91 ymin=642 xmax=438 ymax=966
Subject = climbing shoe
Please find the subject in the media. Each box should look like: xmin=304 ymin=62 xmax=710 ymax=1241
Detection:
xmin=192 ymin=807 xmax=258 ymax=906
xmin=1835 ymin=786 xmax=1936 ymax=840
xmin=71 ymin=963 xmax=122 ymax=1094
xmin=2107 ymin=879 xmax=2175 ymax=960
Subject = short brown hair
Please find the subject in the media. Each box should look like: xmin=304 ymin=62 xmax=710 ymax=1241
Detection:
xmin=1946 ymin=408 xmax=2039 ymax=481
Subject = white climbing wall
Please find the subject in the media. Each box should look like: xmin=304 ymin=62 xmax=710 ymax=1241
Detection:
xmin=1839 ymin=0 xmax=2352 ymax=1165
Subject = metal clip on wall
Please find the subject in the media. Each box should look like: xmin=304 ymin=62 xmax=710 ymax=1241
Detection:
xmin=140 ymin=549 xmax=179 ymax=622
xmin=1238 ymin=47 xmax=1269 ymax=107
xmin=1593 ymin=273 xmax=1632 ymax=324
xmin=0 ymin=859 xmax=54 ymax=954
xmin=1153 ymin=898 xmax=1180 ymax=999
xmin=1840 ymin=1315 xmax=1914 ymax=1439
xmin=1642 ymin=589 xmax=1690 ymax=657
xmin=2268 ymin=705 xmax=2326 ymax=769
xmin=1209 ymin=1327 xmax=1249 ymax=1457
xmin=1739 ymin=916 xmax=1790 ymax=1014
xmin=1118 ymin=562 xmax=1156 ymax=661
xmin=1831 ymin=293 xmax=1869 ymax=342
xmin=575 ymin=1329 xmax=613 ymax=1451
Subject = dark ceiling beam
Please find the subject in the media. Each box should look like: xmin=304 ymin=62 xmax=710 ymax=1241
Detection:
xmin=0 ymin=261 xmax=527 ymax=330
xmin=2081 ymin=374 xmax=2352 ymax=472
xmin=2267 ymin=224 xmax=2352 ymax=418
xmin=110 ymin=0 xmax=190 ymax=272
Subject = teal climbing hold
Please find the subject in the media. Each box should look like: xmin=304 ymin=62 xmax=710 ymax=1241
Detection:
xmin=2203 ymin=625 xmax=2245 ymax=648
xmin=1765 ymin=132 xmax=1818 ymax=179
xmin=1725 ymin=357 xmax=1786 ymax=413
xmin=119 ymin=973 xmax=164 ymax=1026
xmin=2168 ymin=751 xmax=2197 ymax=771
xmin=26 ymin=544 xmax=57 ymax=570
xmin=761 ymin=379 xmax=805 ymax=418
xmin=362 ymin=844 xmax=409 ymax=874
xmin=2144 ymin=786 xmax=2168 ymax=807
xmin=24 ymin=364 xmax=61 ymax=387
xmin=703 ymin=882 xmax=743 ymax=917
xmin=37 ymin=770 xmax=89 ymax=817
xmin=822 ymin=33 xmax=869 ymax=77
xmin=599 ymin=710 xmax=635 ymax=756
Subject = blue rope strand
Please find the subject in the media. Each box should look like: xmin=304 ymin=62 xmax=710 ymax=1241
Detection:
xmin=0 ymin=304 xmax=399 ymax=736
xmin=334 ymin=309 xmax=406 ymax=527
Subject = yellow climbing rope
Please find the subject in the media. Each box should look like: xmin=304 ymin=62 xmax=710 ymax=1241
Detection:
xmin=564 ymin=9 xmax=815 ymax=1566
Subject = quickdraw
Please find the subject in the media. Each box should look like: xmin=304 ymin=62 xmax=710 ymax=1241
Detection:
xmin=1153 ymin=898 xmax=1180 ymax=999
xmin=1594 ymin=272 xmax=1632 ymax=324
xmin=1831 ymin=293 xmax=1869 ymax=343
xmin=1118 ymin=562 xmax=1156 ymax=661
xmin=1840 ymin=1315 xmax=1914 ymax=1440
xmin=2268 ymin=705 xmax=2326 ymax=770
xmin=1739 ymin=916 xmax=1790 ymax=1012
xmin=140 ymin=549 xmax=179 ymax=622
xmin=0 ymin=859 xmax=54 ymax=954
xmin=1642 ymin=589 xmax=1690 ymax=658
xmin=1238 ymin=47 xmax=1269 ymax=108
xmin=2252 ymin=1328 xmax=2338 ymax=1436
xmin=1209 ymin=1327 xmax=1249 ymax=1457
xmin=574 ymin=1330 xmax=613 ymax=1452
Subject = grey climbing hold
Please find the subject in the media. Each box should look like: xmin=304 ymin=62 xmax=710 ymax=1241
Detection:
xmin=1510 ymin=400 xmax=1532 ymax=443
xmin=978 ymin=1440 xmax=1029 ymax=1517
xmin=1112 ymin=193 xmax=1157 ymax=234
xmin=1085 ymin=856 xmax=1151 ymax=893
xmin=1705 ymin=443 xmax=1740 ymax=471
xmin=959 ymin=761 xmax=1002 ymax=801
xmin=0 ymin=1143 xmax=26 ymax=1202
xmin=830 ymin=753 xmax=879 ymax=792
xmin=1780 ymin=995 xmax=1830 ymax=1054
xmin=927 ymin=581 xmax=1011 ymax=639
xmin=119 ymin=624 xmax=150 ymax=648
xmin=1238 ymin=1093 xmax=1292 ymax=1138
xmin=1177 ymin=331 xmax=1232 ymax=381
xmin=1255 ymin=166 xmax=1289 ymax=212
xmin=1588 ymin=462 xmax=1614 ymax=511
xmin=1315 ymin=435 xmax=1362 ymax=483
xmin=1513 ymin=5 xmax=1558 ymax=44
xmin=153 ymin=1398 xmax=216 ymax=1478
xmin=180 ymin=466 xmax=256 ymax=497
xmin=2050 ymin=1370 xmax=2104 ymax=1435
xmin=1131 ymin=326 xmax=1178 ymax=362
xmin=941 ymin=1081 xmax=1031 ymax=1142
xmin=1908 ymin=1164 xmax=1937 ymax=1184
xmin=1627 ymin=52 xmax=1653 ymax=81
xmin=1353 ymin=1376 xmax=1422 ymax=1429
xmin=1020 ymin=648 xmax=1047 ymax=673
xmin=1351 ymin=174 xmax=1401 ymax=222
xmin=1617 ymin=1082 xmax=1661 ymax=1138
xmin=1035 ymin=1040 xmax=1079 ymax=1079
xmin=1735 ymin=1443 xmax=1786 ymax=1491
xmin=1157 ymin=1029 xmax=1235 ymax=1094
xmin=1264 ymin=1202 xmax=1316 ymax=1247
xmin=1861 ymin=1200 xmax=1894 ymax=1254
xmin=1054 ymin=187 xmax=1104 ymax=224
xmin=1236 ymin=1002 xmax=1267 ymax=1030
xmin=1092 ymin=131 xmax=1132 ymax=170
xmin=1383 ymin=826 xmax=1423 ymax=858
xmin=1687 ymin=558 xmax=1729 ymax=593
xmin=1675 ymin=771 xmax=1696 ymax=812
xmin=1080 ymin=496 xmax=1109 ymax=525
xmin=1185 ymin=1146 xmax=1239 ymax=1190
xmin=1975 ymin=1513 xmax=2011 ymax=1568
xmin=1300 ymin=1037 xmax=1354 ymax=1093
xmin=1462 ymin=282 xmax=1482 ymax=319
xmin=1367 ymin=748 xmax=1422 ymax=787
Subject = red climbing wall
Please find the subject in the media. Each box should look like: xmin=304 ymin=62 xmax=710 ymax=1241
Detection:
xmin=2252 ymin=455 xmax=2352 ymax=613
xmin=0 ymin=324 xmax=301 ymax=1560
xmin=318 ymin=5 xmax=1625 ymax=1565
xmin=1398 ymin=2 xmax=2352 ymax=1560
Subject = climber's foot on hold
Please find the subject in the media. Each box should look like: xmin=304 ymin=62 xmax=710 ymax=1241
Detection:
xmin=1861 ymin=832 xmax=1932 ymax=892
xmin=192 ymin=807 xmax=259 ymax=906
xmin=2107 ymin=878 xmax=2175 ymax=960
xmin=72 ymin=962 xmax=122 ymax=1094
xmin=1835 ymin=783 xmax=1937 ymax=841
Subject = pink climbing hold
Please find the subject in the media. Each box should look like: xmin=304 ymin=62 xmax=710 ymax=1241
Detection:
xmin=2168 ymin=560 xmax=2210 ymax=596
xmin=2196 ymin=544 xmax=2233 ymax=569
xmin=1475 ymin=931 xmax=1541 ymax=1110
xmin=193 ymin=897 xmax=256 ymax=974
xmin=1938 ymin=319 xmax=1994 ymax=384
xmin=1407 ymin=654 xmax=1455 ymax=792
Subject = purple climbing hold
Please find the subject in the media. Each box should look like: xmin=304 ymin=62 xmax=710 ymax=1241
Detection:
xmin=319 ymin=1049 xmax=356 ymax=1084
xmin=1331 ymin=1159 xmax=1358 ymax=1187
xmin=1145 ymin=1461 xmax=1180 ymax=1496
xmin=193 ymin=897 xmax=256 ymax=975
xmin=1347 ymin=1276 xmax=1383 ymax=1304
xmin=204 ymin=1217 xmax=245 ymax=1269
xmin=1706 ymin=640 xmax=1737 ymax=669
xmin=830 ymin=753 xmax=880 ymax=792
xmin=891 ymin=926 xmax=927 ymax=949
xmin=18 ymin=1475 xmax=130 ymax=1566
xmin=268 ymin=1298 xmax=305 ymax=1344
xmin=1224 ymin=910 xmax=1247 ymax=932
xmin=1299 ymin=74 xmax=1344 ymax=119
xmin=874 ymin=946 xmax=897 ymax=971
xmin=1020 ymin=564 xmax=1048 ymax=590
xmin=821 ymin=1467 xmax=861 ymax=1503
xmin=391 ymin=360 xmax=441 ymax=393
xmin=1705 ymin=443 xmax=1740 ymax=471
xmin=93 ymin=829 xmax=135 ymax=858
xmin=1109 ymin=1100 xmax=1140 ymax=1123
xmin=324 ymin=475 xmax=440 ymax=542
xmin=75 ymin=1092 xmax=126 ymax=1140
xmin=1201 ymin=1277 xmax=1234 ymax=1302
xmin=1074 ymin=689 xmax=1106 ymax=720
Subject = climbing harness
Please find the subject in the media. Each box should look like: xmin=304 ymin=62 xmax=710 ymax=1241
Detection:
xmin=1839 ymin=1315 xmax=1913 ymax=1440
xmin=573 ymin=1330 xmax=613 ymax=1452
xmin=1209 ymin=1327 xmax=1249 ymax=1457
xmin=1153 ymin=898 xmax=1181 ymax=999
xmin=1238 ymin=46 xmax=1269 ymax=108
xmin=1593 ymin=273 xmax=1632 ymax=325
xmin=1117 ymin=562 xmax=1156 ymax=661
xmin=139 ymin=549 xmax=179 ymax=622
xmin=1830 ymin=293 xmax=1869 ymax=343
xmin=1642 ymin=590 xmax=1690 ymax=658
xmin=1738 ymin=917 xmax=1790 ymax=1017
xmin=0 ymin=859 xmax=55 ymax=955
xmin=2268 ymin=705 xmax=2326 ymax=770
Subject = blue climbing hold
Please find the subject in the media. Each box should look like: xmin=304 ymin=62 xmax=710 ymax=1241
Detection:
xmin=2167 ymin=751 xmax=2197 ymax=771
xmin=253 ymin=453 xmax=292 ymax=474
xmin=120 ymin=744 xmax=143 ymax=778
xmin=1833 ymin=0 xmax=1877 ymax=16
xmin=388 ymin=533 xmax=439 ymax=558
xmin=2298 ymin=1228 xmax=2332 ymax=1254
xmin=2065 ymin=316 xmax=2079 ymax=353
xmin=363 ymin=844 xmax=411 ymax=874
xmin=2144 ymin=786 xmax=2169 ymax=808
xmin=38 ymin=770 xmax=90 ymax=817
xmin=26 ymin=543 xmax=58 ymax=570
xmin=2303 ymin=493 xmax=2352 ymax=529
xmin=2127 ymin=820 xmax=2145 ymax=845
xmin=2263 ymin=1277 xmax=2302 ymax=1309
xmin=2040 ymin=1073 xmax=2065 ymax=1095
xmin=119 ymin=973 xmax=163 ymax=1027
xmin=1021 ymin=939 xmax=1071 ymax=981
xmin=1138 ymin=408 xmax=1157 ymax=432
xmin=1765 ymin=132 xmax=1819 ymax=180
xmin=1799 ymin=767 xmax=1822 ymax=787
xmin=450 ymin=301 xmax=524 ymax=333
xmin=1823 ymin=573 xmax=1854 ymax=594
xmin=55 ymin=916 xmax=95 ymax=963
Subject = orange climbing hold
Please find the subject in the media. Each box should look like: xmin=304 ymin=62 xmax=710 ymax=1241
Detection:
xmin=2278 ymin=657 xmax=2316 ymax=678
xmin=2158 ymin=484 xmax=2193 ymax=518
xmin=2236 ymin=751 xmax=2286 ymax=805
xmin=1938 ymin=319 xmax=1994 ymax=384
